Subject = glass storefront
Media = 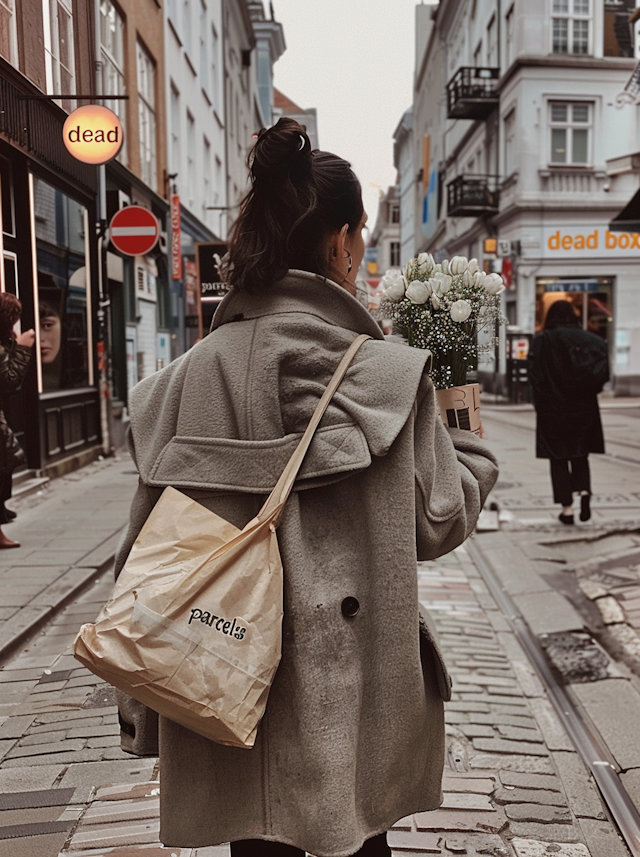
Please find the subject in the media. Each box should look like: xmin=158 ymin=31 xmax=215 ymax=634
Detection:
xmin=33 ymin=175 xmax=91 ymax=391
xmin=535 ymin=277 xmax=613 ymax=343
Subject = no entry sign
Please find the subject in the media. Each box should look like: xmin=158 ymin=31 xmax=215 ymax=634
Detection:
xmin=109 ymin=206 xmax=160 ymax=256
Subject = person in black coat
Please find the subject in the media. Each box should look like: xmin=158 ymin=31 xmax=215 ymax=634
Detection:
xmin=529 ymin=300 xmax=609 ymax=526
xmin=0 ymin=293 xmax=35 ymax=548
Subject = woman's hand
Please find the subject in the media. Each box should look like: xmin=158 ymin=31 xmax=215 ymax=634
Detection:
xmin=16 ymin=329 xmax=36 ymax=348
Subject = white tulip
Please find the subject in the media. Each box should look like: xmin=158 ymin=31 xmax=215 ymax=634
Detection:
xmin=427 ymin=277 xmax=441 ymax=295
xmin=433 ymin=272 xmax=453 ymax=294
xmin=405 ymin=280 xmax=430 ymax=304
xmin=473 ymin=271 xmax=486 ymax=287
xmin=384 ymin=281 xmax=406 ymax=302
xmin=417 ymin=252 xmax=434 ymax=269
xmin=430 ymin=293 xmax=441 ymax=310
xmin=449 ymin=255 xmax=468 ymax=275
xmin=462 ymin=269 xmax=474 ymax=287
xmin=441 ymin=259 xmax=450 ymax=275
xmin=483 ymin=273 xmax=505 ymax=295
xmin=450 ymin=299 xmax=472 ymax=322
xmin=467 ymin=258 xmax=480 ymax=275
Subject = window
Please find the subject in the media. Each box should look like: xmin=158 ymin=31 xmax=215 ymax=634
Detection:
xmin=170 ymin=82 xmax=180 ymax=175
xmin=33 ymin=175 xmax=90 ymax=391
xmin=549 ymin=102 xmax=591 ymax=165
xmin=552 ymin=0 xmax=591 ymax=55
xmin=390 ymin=203 xmax=400 ymax=224
xmin=390 ymin=241 xmax=401 ymax=268
xmin=100 ymin=0 xmax=127 ymax=166
xmin=487 ymin=15 xmax=497 ymax=67
xmin=504 ymin=109 xmax=516 ymax=176
xmin=137 ymin=41 xmax=157 ymax=190
xmin=210 ymin=25 xmax=219 ymax=110
xmin=505 ymin=5 xmax=515 ymax=66
xmin=43 ymin=0 xmax=76 ymax=112
xmin=0 ymin=0 xmax=18 ymax=65
xmin=604 ymin=0 xmax=635 ymax=57
xmin=474 ymin=41 xmax=483 ymax=67
xmin=187 ymin=111 xmax=195 ymax=207
xmin=199 ymin=1 xmax=208 ymax=92
xmin=203 ymin=136 xmax=211 ymax=220
xmin=182 ymin=0 xmax=192 ymax=58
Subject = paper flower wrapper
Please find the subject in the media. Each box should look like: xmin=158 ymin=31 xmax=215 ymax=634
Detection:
xmin=435 ymin=383 xmax=481 ymax=435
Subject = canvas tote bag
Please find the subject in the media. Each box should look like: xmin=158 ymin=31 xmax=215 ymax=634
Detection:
xmin=74 ymin=334 xmax=370 ymax=749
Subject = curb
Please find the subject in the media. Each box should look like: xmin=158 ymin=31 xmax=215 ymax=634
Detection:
xmin=0 ymin=548 xmax=118 ymax=665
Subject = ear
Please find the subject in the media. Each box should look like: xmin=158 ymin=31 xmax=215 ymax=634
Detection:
xmin=328 ymin=223 xmax=350 ymax=258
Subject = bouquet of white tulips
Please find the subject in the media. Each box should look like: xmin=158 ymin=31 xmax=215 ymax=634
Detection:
xmin=378 ymin=253 xmax=506 ymax=390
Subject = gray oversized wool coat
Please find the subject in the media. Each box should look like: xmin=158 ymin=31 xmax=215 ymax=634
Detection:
xmin=115 ymin=270 xmax=498 ymax=857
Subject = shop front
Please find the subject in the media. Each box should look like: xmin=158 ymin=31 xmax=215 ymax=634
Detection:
xmin=0 ymin=64 xmax=101 ymax=476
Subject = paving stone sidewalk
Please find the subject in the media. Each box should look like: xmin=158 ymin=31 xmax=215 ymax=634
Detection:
xmin=0 ymin=540 xmax=624 ymax=856
xmin=0 ymin=457 xmax=138 ymax=660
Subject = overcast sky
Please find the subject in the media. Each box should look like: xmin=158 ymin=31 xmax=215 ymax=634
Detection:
xmin=271 ymin=0 xmax=424 ymax=227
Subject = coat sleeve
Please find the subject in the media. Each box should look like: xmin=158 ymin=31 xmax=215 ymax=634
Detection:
xmin=414 ymin=373 xmax=498 ymax=561
xmin=0 ymin=344 xmax=32 ymax=396
xmin=115 ymin=429 xmax=161 ymax=757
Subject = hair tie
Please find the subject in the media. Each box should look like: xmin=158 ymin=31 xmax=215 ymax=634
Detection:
xmin=298 ymin=134 xmax=306 ymax=151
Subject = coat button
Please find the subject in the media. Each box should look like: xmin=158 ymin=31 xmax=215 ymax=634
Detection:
xmin=341 ymin=597 xmax=360 ymax=618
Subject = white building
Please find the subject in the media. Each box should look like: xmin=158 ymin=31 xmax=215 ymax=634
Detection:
xmin=411 ymin=0 xmax=640 ymax=395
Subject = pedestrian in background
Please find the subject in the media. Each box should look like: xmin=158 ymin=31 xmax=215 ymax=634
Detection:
xmin=116 ymin=118 xmax=498 ymax=857
xmin=0 ymin=293 xmax=35 ymax=548
xmin=529 ymin=299 xmax=609 ymax=525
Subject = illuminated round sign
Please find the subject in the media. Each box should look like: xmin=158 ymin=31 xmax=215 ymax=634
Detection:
xmin=63 ymin=105 xmax=123 ymax=165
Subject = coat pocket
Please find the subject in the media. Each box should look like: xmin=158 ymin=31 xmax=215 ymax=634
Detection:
xmin=419 ymin=604 xmax=452 ymax=702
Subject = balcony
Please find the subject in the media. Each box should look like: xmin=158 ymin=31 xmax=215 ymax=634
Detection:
xmin=446 ymin=67 xmax=500 ymax=120
xmin=447 ymin=175 xmax=500 ymax=217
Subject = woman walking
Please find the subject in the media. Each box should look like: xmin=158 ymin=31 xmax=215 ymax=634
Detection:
xmin=0 ymin=293 xmax=35 ymax=548
xmin=530 ymin=299 xmax=609 ymax=525
xmin=115 ymin=119 xmax=498 ymax=856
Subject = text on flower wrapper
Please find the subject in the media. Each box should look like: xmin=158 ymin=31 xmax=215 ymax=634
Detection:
xmin=189 ymin=609 xmax=247 ymax=640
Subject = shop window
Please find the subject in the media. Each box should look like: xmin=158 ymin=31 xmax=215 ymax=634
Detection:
xmin=100 ymin=0 xmax=127 ymax=166
xmin=549 ymin=102 xmax=591 ymax=166
xmin=137 ymin=40 xmax=157 ymax=191
xmin=33 ymin=176 xmax=90 ymax=392
xmin=535 ymin=278 xmax=613 ymax=343
xmin=0 ymin=156 xmax=15 ymax=237
xmin=42 ymin=0 xmax=76 ymax=112
xmin=0 ymin=0 xmax=18 ymax=66
xmin=552 ymin=0 xmax=591 ymax=55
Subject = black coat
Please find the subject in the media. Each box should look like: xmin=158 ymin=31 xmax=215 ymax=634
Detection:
xmin=0 ymin=340 xmax=32 ymax=473
xmin=529 ymin=327 xmax=606 ymax=460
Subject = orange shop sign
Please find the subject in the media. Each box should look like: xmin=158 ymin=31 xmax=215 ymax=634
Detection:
xmin=63 ymin=105 xmax=123 ymax=165
xmin=543 ymin=226 xmax=640 ymax=257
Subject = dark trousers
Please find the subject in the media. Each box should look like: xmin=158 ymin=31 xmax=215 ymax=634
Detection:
xmin=549 ymin=456 xmax=591 ymax=507
xmin=0 ymin=474 xmax=11 ymax=507
xmin=230 ymin=832 xmax=391 ymax=857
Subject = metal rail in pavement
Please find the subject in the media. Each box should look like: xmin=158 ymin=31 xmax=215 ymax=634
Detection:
xmin=467 ymin=536 xmax=640 ymax=857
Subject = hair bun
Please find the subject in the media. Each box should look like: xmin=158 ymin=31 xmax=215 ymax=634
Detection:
xmin=250 ymin=117 xmax=312 ymax=181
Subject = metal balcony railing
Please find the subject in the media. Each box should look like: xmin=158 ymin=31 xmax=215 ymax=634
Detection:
xmin=0 ymin=60 xmax=96 ymax=195
xmin=446 ymin=67 xmax=500 ymax=120
xmin=447 ymin=175 xmax=500 ymax=217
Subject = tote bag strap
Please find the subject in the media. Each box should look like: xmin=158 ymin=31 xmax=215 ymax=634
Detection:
xmin=257 ymin=333 xmax=371 ymax=524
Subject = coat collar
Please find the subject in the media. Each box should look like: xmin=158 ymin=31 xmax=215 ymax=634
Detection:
xmin=211 ymin=270 xmax=385 ymax=340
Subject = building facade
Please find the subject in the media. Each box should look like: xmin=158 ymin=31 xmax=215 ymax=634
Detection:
xmin=409 ymin=0 xmax=640 ymax=394
xmin=1 ymin=0 xmax=103 ymax=475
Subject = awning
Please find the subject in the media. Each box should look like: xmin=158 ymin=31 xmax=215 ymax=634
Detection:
xmin=609 ymin=185 xmax=640 ymax=232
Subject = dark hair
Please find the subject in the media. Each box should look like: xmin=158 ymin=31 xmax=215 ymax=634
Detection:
xmin=544 ymin=299 xmax=580 ymax=330
xmin=0 ymin=293 xmax=22 ymax=344
xmin=227 ymin=118 xmax=363 ymax=292
xmin=39 ymin=300 xmax=61 ymax=320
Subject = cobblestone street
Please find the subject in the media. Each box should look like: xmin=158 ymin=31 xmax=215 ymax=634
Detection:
xmin=1 ymin=399 xmax=639 ymax=855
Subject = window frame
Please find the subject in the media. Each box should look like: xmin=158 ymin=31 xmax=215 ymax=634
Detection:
xmin=136 ymin=40 xmax=157 ymax=191
xmin=99 ymin=0 xmax=127 ymax=166
xmin=548 ymin=100 xmax=593 ymax=167
xmin=42 ymin=0 xmax=77 ymax=112
xmin=551 ymin=0 xmax=592 ymax=56
xmin=0 ymin=0 xmax=19 ymax=66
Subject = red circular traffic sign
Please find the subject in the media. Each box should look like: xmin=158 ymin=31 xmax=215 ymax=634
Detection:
xmin=109 ymin=205 xmax=160 ymax=256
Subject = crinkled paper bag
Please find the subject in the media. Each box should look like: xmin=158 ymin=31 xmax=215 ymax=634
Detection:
xmin=435 ymin=383 xmax=481 ymax=435
xmin=74 ymin=486 xmax=283 ymax=748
